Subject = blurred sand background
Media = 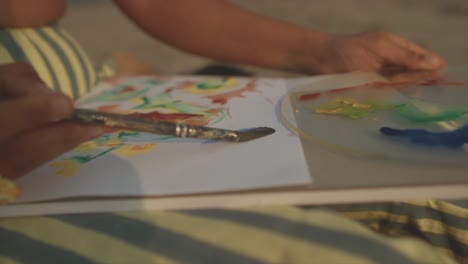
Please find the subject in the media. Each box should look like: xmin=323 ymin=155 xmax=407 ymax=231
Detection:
xmin=63 ymin=0 xmax=468 ymax=77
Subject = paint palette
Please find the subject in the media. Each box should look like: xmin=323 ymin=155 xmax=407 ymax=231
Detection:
xmin=281 ymin=72 xmax=468 ymax=166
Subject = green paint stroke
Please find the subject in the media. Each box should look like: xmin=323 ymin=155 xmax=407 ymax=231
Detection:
xmin=82 ymin=78 xmax=163 ymax=104
xmin=70 ymin=146 xmax=118 ymax=164
xmin=196 ymin=78 xmax=227 ymax=90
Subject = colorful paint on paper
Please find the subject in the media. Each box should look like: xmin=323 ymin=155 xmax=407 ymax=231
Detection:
xmin=49 ymin=77 xmax=257 ymax=177
xmin=207 ymin=80 xmax=258 ymax=105
xmin=184 ymin=77 xmax=239 ymax=94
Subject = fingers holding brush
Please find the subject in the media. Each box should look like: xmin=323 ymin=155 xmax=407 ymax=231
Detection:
xmin=0 ymin=62 xmax=104 ymax=179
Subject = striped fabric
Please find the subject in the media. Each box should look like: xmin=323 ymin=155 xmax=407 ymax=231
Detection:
xmin=325 ymin=200 xmax=468 ymax=264
xmin=0 ymin=207 xmax=459 ymax=264
xmin=0 ymin=24 xmax=97 ymax=99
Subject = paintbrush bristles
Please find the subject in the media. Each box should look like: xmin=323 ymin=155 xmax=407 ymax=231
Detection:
xmin=236 ymin=127 xmax=276 ymax=142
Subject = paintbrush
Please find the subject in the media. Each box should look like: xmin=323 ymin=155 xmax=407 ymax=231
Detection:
xmin=72 ymin=108 xmax=275 ymax=142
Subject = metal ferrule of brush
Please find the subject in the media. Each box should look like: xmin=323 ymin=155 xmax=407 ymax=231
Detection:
xmin=174 ymin=123 xmax=240 ymax=142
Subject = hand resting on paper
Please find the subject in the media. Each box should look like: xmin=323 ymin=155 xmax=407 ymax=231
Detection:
xmin=0 ymin=63 xmax=104 ymax=179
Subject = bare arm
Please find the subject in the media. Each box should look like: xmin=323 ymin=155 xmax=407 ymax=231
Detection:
xmin=113 ymin=0 xmax=327 ymax=73
xmin=114 ymin=0 xmax=444 ymax=74
xmin=0 ymin=0 xmax=66 ymax=28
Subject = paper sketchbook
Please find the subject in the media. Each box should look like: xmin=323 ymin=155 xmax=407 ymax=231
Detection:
xmin=13 ymin=76 xmax=311 ymax=203
xmin=2 ymin=72 xmax=468 ymax=217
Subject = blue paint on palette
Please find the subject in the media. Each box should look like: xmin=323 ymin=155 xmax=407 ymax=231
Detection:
xmin=380 ymin=125 xmax=468 ymax=148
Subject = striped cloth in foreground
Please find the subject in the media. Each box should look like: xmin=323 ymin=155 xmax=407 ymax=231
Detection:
xmin=324 ymin=199 xmax=468 ymax=264
xmin=0 ymin=206 xmax=460 ymax=264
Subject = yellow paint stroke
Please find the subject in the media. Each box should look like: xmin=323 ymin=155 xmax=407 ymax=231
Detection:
xmin=74 ymin=141 xmax=99 ymax=152
xmin=0 ymin=177 xmax=21 ymax=204
xmin=113 ymin=144 xmax=157 ymax=157
xmin=184 ymin=77 xmax=239 ymax=94
xmin=50 ymin=159 xmax=81 ymax=177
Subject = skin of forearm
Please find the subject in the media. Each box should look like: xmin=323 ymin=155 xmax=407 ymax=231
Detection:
xmin=0 ymin=0 xmax=65 ymax=28
xmin=114 ymin=0 xmax=329 ymax=73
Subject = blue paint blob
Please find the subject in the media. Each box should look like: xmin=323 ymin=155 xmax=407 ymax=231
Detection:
xmin=380 ymin=124 xmax=468 ymax=148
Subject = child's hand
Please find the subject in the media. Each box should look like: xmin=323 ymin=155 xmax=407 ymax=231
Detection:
xmin=309 ymin=31 xmax=446 ymax=74
xmin=0 ymin=63 xmax=103 ymax=179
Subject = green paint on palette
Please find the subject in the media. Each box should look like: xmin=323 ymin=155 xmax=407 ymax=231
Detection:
xmin=394 ymin=100 xmax=468 ymax=123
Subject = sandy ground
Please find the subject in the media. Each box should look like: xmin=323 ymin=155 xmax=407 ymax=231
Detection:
xmin=62 ymin=0 xmax=468 ymax=77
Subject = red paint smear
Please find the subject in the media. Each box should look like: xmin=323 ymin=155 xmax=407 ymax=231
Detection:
xmin=321 ymin=79 xmax=468 ymax=97
xmin=298 ymin=92 xmax=321 ymax=102
xmin=98 ymin=104 xmax=121 ymax=112
xmin=207 ymin=80 xmax=257 ymax=105
xmin=298 ymin=79 xmax=468 ymax=98
xmin=325 ymin=81 xmax=410 ymax=95
xmin=298 ymin=80 xmax=431 ymax=101
xmin=118 ymin=86 xmax=138 ymax=94
xmin=103 ymin=127 xmax=120 ymax=133
xmin=254 ymin=88 xmax=275 ymax=105
xmin=164 ymin=81 xmax=194 ymax=93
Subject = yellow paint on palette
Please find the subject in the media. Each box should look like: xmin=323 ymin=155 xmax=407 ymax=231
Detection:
xmin=184 ymin=77 xmax=239 ymax=94
xmin=310 ymin=97 xmax=379 ymax=119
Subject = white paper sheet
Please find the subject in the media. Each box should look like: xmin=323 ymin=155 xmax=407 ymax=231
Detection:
xmin=15 ymin=76 xmax=312 ymax=203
